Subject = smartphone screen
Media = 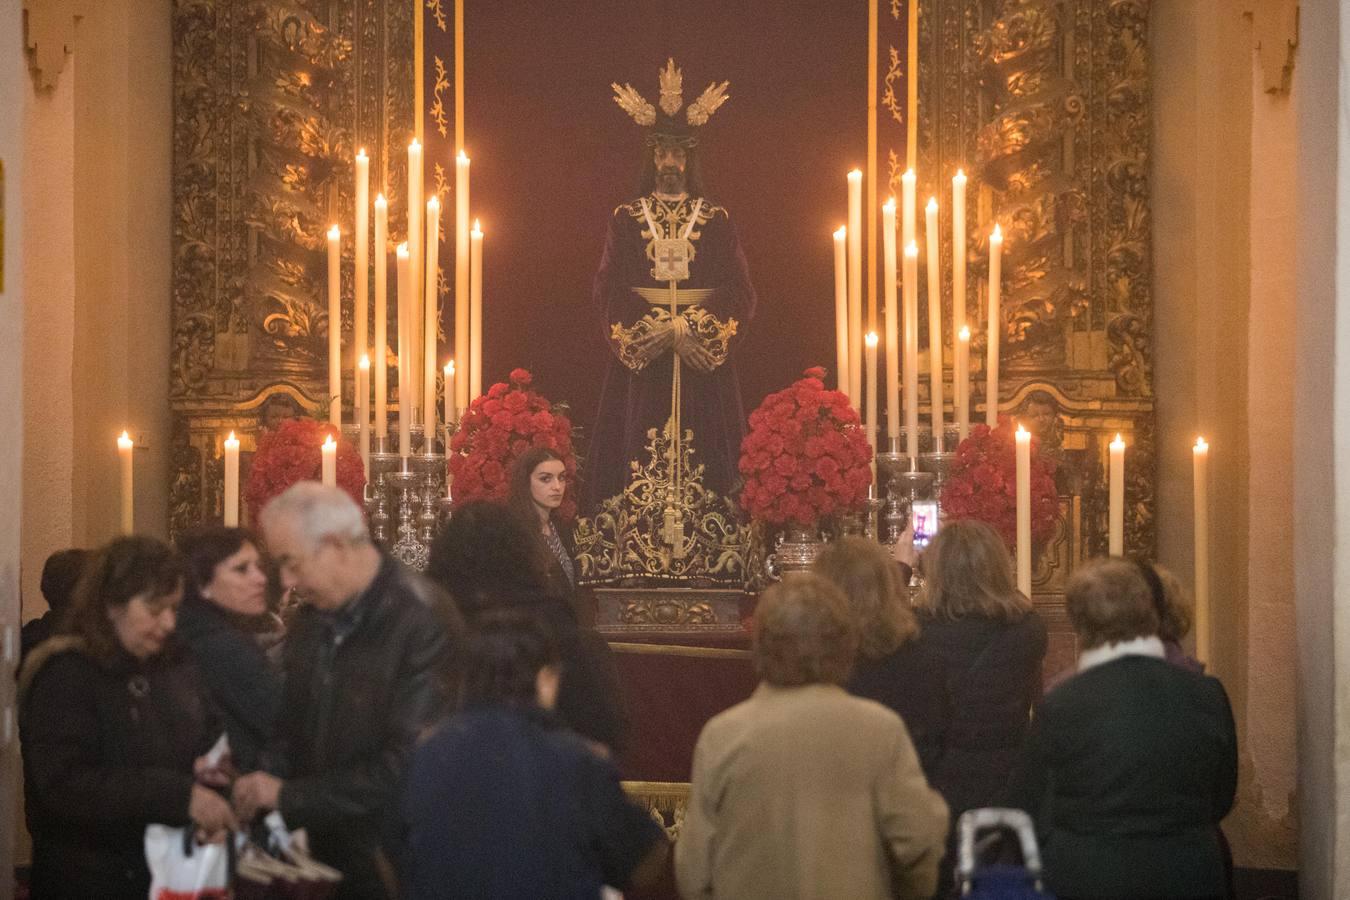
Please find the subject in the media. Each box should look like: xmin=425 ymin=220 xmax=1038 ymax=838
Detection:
xmin=911 ymin=501 xmax=940 ymax=549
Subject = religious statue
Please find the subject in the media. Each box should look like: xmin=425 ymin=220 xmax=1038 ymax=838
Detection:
xmin=576 ymin=60 xmax=755 ymax=586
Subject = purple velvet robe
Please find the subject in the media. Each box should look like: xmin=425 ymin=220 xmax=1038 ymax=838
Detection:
xmin=583 ymin=195 xmax=756 ymax=511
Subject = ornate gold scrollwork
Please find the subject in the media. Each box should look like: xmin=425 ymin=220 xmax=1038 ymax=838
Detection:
xmin=609 ymin=309 xmax=672 ymax=373
xmin=680 ymin=307 xmax=738 ymax=369
xmin=574 ymin=419 xmax=748 ymax=586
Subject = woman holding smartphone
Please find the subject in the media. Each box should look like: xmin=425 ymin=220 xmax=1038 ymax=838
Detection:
xmin=909 ymin=519 xmax=1047 ymax=897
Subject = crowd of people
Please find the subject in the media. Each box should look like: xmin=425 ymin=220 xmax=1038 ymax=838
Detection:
xmin=16 ymin=449 xmax=1238 ymax=900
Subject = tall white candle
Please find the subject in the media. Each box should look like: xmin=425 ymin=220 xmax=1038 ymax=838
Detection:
xmin=470 ymin=220 xmax=484 ymax=403
xmin=1109 ymin=434 xmax=1125 ymax=555
xmin=223 ymin=431 xmax=240 ymax=527
xmin=1015 ymin=424 xmax=1032 ymax=596
xmin=354 ymin=150 xmax=369 ymax=390
xmin=321 ymin=435 xmax=337 ymax=487
xmin=118 ymin=431 xmax=134 ymax=534
xmin=925 ymin=197 xmax=945 ymax=451
xmin=956 ymin=326 xmax=971 ymax=442
xmin=407 ymin=140 xmax=423 ymax=417
xmin=833 ymin=227 xmax=850 ymax=399
xmin=373 ymin=194 xmax=389 ymax=441
xmin=901 ymin=169 xmax=916 ymax=261
xmin=455 ymin=152 xmax=471 ymax=412
xmin=357 ymin=355 xmax=370 ymax=477
xmin=847 ymin=170 xmax=864 ymax=412
xmin=903 ymin=240 xmax=920 ymax=460
xmin=952 ymin=170 xmax=967 ymax=341
xmin=424 ymin=196 xmax=441 ymax=440
xmin=396 ymin=243 xmax=412 ymax=458
xmin=1193 ymin=437 xmax=1210 ymax=662
xmin=444 ymin=360 xmax=456 ymax=427
xmin=882 ymin=201 xmax=900 ymax=442
xmin=327 ymin=224 xmax=342 ymax=425
xmin=986 ymin=224 xmax=1003 ymax=426
xmin=865 ymin=332 xmax=879 ymax=478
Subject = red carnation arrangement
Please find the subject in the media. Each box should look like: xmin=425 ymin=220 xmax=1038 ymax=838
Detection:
xmin=448 ymin=368 xmax=578 ymax=520
xmin=940 ymin=418 xmax=1059 ymax=549
xmin=244 ymin=417 xmax=366 ymax=524
xmin=737 ymin=366 xmax=874 ymax=527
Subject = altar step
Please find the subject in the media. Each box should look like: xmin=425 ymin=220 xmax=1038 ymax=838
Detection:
xmin=593 ymin=586 xmax=749 ymax=637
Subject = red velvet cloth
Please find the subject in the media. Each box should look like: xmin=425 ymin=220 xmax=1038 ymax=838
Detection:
xmin=611 ymin=643 xmax=758 ymax=783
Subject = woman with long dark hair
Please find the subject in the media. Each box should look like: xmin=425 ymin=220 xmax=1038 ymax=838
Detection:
xmin=174 ymin=525 xmax=283 ymax=771
xmin=19 ymin=536 xmax=236 ymax=899
xmin=506 ymin=446 xmax=576 ymax=604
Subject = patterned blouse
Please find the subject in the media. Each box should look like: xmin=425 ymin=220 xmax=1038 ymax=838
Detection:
xmin=546 ymin=522 xmax=576 ymax=588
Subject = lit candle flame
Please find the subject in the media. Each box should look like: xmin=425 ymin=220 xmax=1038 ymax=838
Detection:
xmin=118 ymin=431 xmax=133 ymax=448
xmin=1111 ymin=433 xmax=1125 ymax=448
xmin=905 ymin=240 xmax=919 ymax=257
xmin=991 ymin=224 xmax=1003 ymax=243
xmin=1195 ymin=437 xmax=1208 ymax=452
xmin=358 ymin=354 xmax=370 ymax=370
xmin=472 ymin=219 xmax=482 ymax=235
xmin=883 ymin=198 xmax=896 ymax=213
xmin=959 ymin=326 xmax=971 ymax=341
xmin=409 ymin=138 xmax=420 ymax=151
xmin=457 ymin=150 xmax=469 ymax=164
xmin=1016 ymin=423 xmax=1029 ymax=438
xmin=445 ymin=360 xmax=455 ymax=375
xmin=356 ymin=147 xmax=367 ymax=160
xmin=865 ymin=332 xmax=879 ymax=347
xmin=927 ymin=196 xmax=938 ymax=212
xmin=322 ymin=435 xmax=336 ymax=449
xmin=328 ymin=225 xmax=340 ymax=240
xmin=954 ymin=168 xmax=966 ymax=183
xmin=225 ymin=431 xmax=238 ymax=444
xmin=833 ymin=226 xmax=847 ymax=239
xmin=902 ymin=168 xmax=915 ymax=182
xmin=375 ymin=193 xmax=387 ymax=207
xmin=396 ymin=242 xmax=409 ymax=257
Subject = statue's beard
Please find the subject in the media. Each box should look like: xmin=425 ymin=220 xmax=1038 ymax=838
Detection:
xmin=656 ymin=168 xmax=686 ymax=195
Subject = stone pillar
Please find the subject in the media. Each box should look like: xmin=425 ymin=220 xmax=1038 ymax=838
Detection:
xmin=0 ymin=1 xmax=26 ymax=894
xmin=1294 ymin=1 xmax=1350 ymax=895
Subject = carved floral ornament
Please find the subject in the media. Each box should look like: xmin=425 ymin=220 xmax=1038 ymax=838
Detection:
xmin=23 ymin=0 xmax=82 ymax=90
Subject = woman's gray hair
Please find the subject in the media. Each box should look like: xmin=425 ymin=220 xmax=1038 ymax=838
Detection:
xmin=259 ymin=482 xmax=368 ymax=551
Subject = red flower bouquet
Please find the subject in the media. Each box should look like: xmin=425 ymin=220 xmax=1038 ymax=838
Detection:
xmin=244 ymin=417 xmax=366 ymax=524
xmin=448 ymin=368 xmax=578 ymax=520
xmin=737 ymin=367 xmax=874 ymax=526
xmin=939 ymin=418 xmax=1059 ymax=549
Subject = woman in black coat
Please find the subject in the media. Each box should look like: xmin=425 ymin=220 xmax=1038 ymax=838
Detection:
xmin=174 ymin=525 xmax=283 ymax=771
xmin=426 ymin=499 xmax=628 ymax=754
xmin=907 ymin=519 xmax=1047 ymax=896
xmin=19 ymin=536 xmax=237 ymax=900
xmin=1008 ymin=558 xmax=1236 ymax=899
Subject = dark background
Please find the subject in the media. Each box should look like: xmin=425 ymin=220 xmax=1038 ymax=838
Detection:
xmin=442 ymin=2 xmax=868 ymax=437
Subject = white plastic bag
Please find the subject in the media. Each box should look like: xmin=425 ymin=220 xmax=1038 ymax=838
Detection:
xmin=145 ymin=824 xmax=232 ymax=900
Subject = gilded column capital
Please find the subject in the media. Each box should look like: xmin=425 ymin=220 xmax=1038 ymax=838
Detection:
xmin=22 ymin=0 xmax=83 ymax=91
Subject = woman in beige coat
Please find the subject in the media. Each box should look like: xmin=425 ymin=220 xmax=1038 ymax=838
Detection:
xmin=675 ymin=573 xmax=949 ymax=900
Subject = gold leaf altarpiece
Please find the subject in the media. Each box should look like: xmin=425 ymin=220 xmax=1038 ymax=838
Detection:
xmin=170 ymin=1 xmax=1155 ymax=636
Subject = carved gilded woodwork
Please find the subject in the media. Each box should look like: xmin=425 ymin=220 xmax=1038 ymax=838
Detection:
xmin=903 ymin=0 xmax=1155 ymax=564
xmin=171 ymin=0 xmax=413 ymax=535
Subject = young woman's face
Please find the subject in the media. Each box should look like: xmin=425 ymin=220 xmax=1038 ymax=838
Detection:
xmin=529 ymin=459 xmax=568 ymax=514
xmin=203 ymin=542 xmax=268 ymax=617
xmin=108 ymin=585 xmax=184 ymax=660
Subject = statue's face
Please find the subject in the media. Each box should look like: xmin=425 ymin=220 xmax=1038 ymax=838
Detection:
xmin=654 ymin=143 xmax=687 ymax=195
xmin=1025 ymin=400 xmax=1057 ymax=437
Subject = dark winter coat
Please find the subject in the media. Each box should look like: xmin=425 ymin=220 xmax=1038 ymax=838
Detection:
xmin=909 ymin=611 xmax=1048 ymax=818
xmin=175 ymin=594 xmax=282 ymax=771
xmin=19 ymin=637 xmax=218 ymax=900
xmin=1007 ymin=656 xmax=1237 ymax=899
xmin=402 ymin=704 xmax=664 ymax=899
xmin=465 ymin=587 xmax=628 ymax=755
xmin=271 ymin=556 xmax=455 ymax=900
